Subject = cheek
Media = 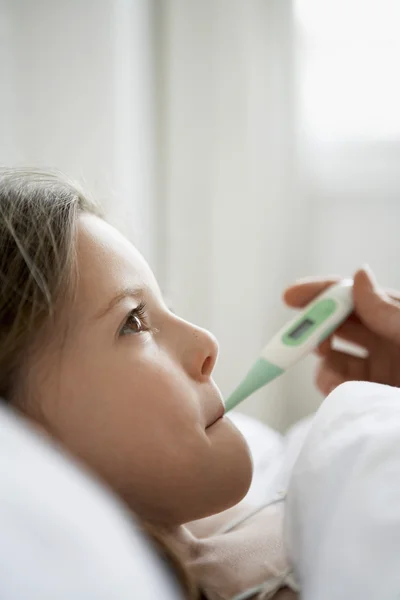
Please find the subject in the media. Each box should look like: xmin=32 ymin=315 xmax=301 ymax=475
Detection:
xmin=40 ymin=345 xmax=200 ymax=477
xmin=34 ymin=344 xmax=252 ymax=526
xmin=51 ymin=338 xmax=194 ymax=420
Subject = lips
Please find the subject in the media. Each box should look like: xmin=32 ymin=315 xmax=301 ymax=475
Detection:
xmin=205 ymin=399 xmax=225 ymax=429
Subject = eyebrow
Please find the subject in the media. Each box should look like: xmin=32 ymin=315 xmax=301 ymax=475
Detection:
xmin=95 ymin=287 xmax=144 ymax=320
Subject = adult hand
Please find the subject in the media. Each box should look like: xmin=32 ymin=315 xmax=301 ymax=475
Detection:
xmin=283 ymin=267 xmax=400 ymax=395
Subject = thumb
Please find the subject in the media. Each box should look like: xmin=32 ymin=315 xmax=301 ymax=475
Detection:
xmin=353 ymin=266 xmax=400 ymax=344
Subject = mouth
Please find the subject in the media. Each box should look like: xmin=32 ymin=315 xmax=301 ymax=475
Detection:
xmin=205 ymin=396 xmax=225 ymax=429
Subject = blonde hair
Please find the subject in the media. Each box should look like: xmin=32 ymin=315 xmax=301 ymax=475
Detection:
xmin=0 ymin=168 xmax=100 ymax=400
xmin=0 ymin=167 xmax=199 ymax=598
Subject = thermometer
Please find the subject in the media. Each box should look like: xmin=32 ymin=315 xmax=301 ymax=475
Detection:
xmin=225 ymin=279 xmax=354 ymax=412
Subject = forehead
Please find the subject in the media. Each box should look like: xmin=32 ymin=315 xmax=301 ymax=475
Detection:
xmin=75 ymin=214 xmax=155 ymax=307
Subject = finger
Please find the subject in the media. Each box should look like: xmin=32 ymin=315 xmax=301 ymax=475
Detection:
xmin=353 ymin=268 xmax=400 ymax=345
xmin=315 ymin=338 xmax=332 ymax=356
xmin=321 ymin=349 xmax=367 ymax=382
xmin=315 ymin=349 xmax=367 ymax=396
xmin=284 ymin=269 xmax=400 ymax=310
xmin=334 ymin=319 xmax=376 ymax=350
xmin=315 ymin=360 xmax=346 ymax=396
xmin=314 ymin=312 xmax=365 ymax=357
xmin=283 ymin=277 xmax=339 ymax=308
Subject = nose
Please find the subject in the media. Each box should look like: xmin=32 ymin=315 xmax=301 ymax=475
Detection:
xmin=180 ymin=321 xmax=219 ymax=382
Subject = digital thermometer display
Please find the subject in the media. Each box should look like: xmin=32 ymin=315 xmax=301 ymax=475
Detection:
xmin=225 ymin=279 xmax=354 ymax=412
xmin=288 ymin=318 xmax=315 ymax=340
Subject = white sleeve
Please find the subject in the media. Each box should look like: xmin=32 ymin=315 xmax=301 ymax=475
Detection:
xmin=285 ymin=381 xmax=400 ymax=600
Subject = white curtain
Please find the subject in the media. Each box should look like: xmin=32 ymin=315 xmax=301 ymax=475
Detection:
xmin=158 ymin=0 xmax=304 ymax=429
xmin=289 ymin=0 xmax=400 ymax=424
xmin=0 ymin=0 xmax=158 ymax=266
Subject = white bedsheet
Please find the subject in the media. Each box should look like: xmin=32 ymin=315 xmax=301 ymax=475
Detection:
xmin=286 ymin=381 xmax=400 ymax=600
xmin=228 ymin=411 xmax=313 ymax=506
xmin=232 ymin=382 xmax=400 ymax=599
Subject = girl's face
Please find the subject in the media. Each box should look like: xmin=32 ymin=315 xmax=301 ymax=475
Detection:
xmin=29 ymin=214 xmax=252 ymax=525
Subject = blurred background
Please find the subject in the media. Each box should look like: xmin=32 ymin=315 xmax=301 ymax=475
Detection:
xmin=1 ymin=0 xmax=399 ymax=431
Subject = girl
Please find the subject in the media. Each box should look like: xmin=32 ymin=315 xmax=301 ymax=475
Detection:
xmin=0 ymin=168 xmax=296 ymax=599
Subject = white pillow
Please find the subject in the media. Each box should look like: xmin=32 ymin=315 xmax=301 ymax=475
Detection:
xmin=0 ymin=403 xmax=182 ymax=600
xmin=286 ymin=381 xmax=400 ymax=600
xmin=228 ymin=411 xmax=285 ymax=505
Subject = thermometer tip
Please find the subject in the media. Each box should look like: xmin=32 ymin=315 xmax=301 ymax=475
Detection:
xmin=225 ymin=358 xmax=284 ymax=412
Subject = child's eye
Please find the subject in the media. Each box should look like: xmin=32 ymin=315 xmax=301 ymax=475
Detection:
xmin=120 ymin=302 xmax=149 ymax=336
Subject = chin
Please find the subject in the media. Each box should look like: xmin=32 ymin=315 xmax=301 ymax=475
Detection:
xmin=147 ymin=418 xmax=254 ymax=526
xmin=205 ymin=417 xmax=253 ymax=513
